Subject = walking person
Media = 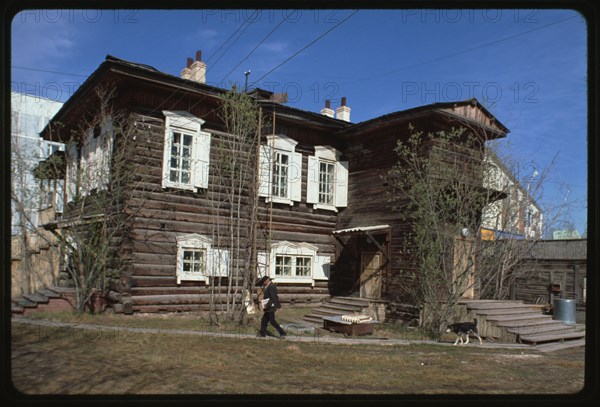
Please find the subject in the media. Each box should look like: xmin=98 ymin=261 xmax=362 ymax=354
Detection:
xmin=256 ymin=276 xmax=286 ymax=338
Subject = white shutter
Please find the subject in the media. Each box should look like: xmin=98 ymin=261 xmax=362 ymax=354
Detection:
xmin=313 ymin=255 xmax=331 ymax=280
xmin=161 ymin=123 xmax=172 ymax=189
xmin=212 ymin=249 xmax=229 ymax=277
xmin=257 ymin=251 xmax=268 ymax=277
xmin=307 ymin=156 xmax=319 ymax=204
xmin=193 ymin=131 xmax=211 ymax=190
xmin=66 ymin=143 xmax=78 ymax=202
xmin=335 ymin=161 xmax=349 ymax=207
xmin=258 ymin=145 xmax=271 ymax=198
xmin=290 ymin=152 xmax=303 ymax=202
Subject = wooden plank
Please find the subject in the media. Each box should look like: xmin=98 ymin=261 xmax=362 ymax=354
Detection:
xmin=519 ymin=331 xmax=585 ymax=344
xmin=23 ymin=293 xmax=49 ymax=304
xmin=536 ymin=338 xmax=585 ymax=352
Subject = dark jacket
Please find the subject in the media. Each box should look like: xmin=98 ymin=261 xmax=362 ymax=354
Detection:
xmin=263 ymin=282 xmax=281 ymax=312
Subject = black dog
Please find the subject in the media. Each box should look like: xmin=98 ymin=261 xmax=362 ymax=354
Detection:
xmin=445 ymin=319 xmax=483 ymax=345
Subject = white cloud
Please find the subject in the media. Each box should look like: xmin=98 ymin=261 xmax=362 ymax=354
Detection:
xmin=260 ymin=40 xmax=289 ymax=54
xmin=11 ymin=13 xmax=77 ymax=67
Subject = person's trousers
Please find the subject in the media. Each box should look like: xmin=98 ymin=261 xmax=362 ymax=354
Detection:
xmin=260 ymin=311 xmax=286 ymax=336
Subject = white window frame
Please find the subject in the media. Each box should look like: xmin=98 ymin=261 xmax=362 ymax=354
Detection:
xmin=257 ymin=241 xmax=331 ymax=285
xmin=307 ymin=145 xmax=348 ymax=211
xmin=176 ymin=234 xmax=229 ymax=284
xmin=78 ymin=120 xmax=114 ymax=196
xmin=162 ymin=111 xmax=211 ymax=192
xmin=258 ymin=134 xmax=302 ymax=205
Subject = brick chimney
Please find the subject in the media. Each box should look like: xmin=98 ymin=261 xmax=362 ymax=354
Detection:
xmin=180 ymin=57 xmax=193 ymax=80
xmin=181 ymin=50 xmax=206 ymax=84
xmin=320 ymin=99 xmax=334 ymax=118
xmin=335 ymin=96 xmax=351 ymax=122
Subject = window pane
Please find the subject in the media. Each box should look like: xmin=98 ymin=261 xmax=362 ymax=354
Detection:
xmin=272 ymin=152 xmax=289 ymax=198
xmin=169 ymin=131 xmax=194 ymax=185
xmin=275 ymin=255 xmax=292 ymax=276
xmin=295 ymin=256 xmax=312 ymax=277
xmin=183 ymin=249 xmax=204 ymax=274
xmin=318 ymin=161 xmax=335 ymax=205
xmin=181 ymin=172 xmax=190 ymax=184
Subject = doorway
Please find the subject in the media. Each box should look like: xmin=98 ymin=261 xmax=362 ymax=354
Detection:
xmin=360 ymin=251 xmax=382 ymax=299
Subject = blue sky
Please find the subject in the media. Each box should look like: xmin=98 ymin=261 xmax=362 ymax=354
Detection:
xmin=10 ymin=8 xmax=588 ymax=235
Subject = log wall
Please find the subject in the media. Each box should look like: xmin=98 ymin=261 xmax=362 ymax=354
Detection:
xmin=512 ymin=258 xmax=587 ymax=308
xmin=112 ymin=109 xmax=340 ymax=313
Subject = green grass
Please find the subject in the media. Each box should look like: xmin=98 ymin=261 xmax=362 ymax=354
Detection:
xmin=11 ymin=321 xmax=585 ymax=395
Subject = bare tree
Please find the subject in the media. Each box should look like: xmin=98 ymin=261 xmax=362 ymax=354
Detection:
xmin=207 ymin=87 xmax=263 ymax=324
xmin=387 ymin=121 xmax=580 ymax=336
xmin=42 ymin=88 xmax=151 ymax=313
xmin=386 ymin=125 xmax=490 ymax=335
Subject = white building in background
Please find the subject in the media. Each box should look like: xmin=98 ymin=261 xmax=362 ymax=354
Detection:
xmin=11 ymin=91 xmax=64 ymax=235
xmin=481 ymin=149 xmax=543 ymax=240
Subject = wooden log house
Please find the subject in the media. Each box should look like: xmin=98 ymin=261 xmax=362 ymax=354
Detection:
xmin=39 ymin=52 xmax=509 ymax=317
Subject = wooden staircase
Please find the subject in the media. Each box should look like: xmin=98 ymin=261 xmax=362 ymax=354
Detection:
xmin=303 ymin=296 xmax=388 ymax=327
xmin=11 ymin=287 xmax=76 ymax=315
xmin=459 ymin=300 xmax=585 ymax=348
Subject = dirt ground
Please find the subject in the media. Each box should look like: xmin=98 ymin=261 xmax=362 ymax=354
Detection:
xmin=10 ymin=319 xmax=586 ymax=396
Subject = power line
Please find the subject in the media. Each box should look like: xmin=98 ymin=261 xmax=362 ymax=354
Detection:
xmin=219 ymin=10 xmax=297 ymax=84
xmin=138 ymin=13 xmax=258 ymax=120
xmin=247 ymin=9 xmax=359 ymax=89
xmin=340 ymin=15 xmax=578 ymax=87
xmin=205 ymin=9 xmax=259 ymax=67
xmin=11 ymin=65 xmax=89 ymax=78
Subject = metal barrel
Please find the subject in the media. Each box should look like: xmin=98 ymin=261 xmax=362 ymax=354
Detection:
xmin=553 ymin=298 xmax=576 ymax=325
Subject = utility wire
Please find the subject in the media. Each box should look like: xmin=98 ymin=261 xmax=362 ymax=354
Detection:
xmin=11 ymin=65 xmax=89 ymax=78
xmin=206 ymin=9 xmax=259 ymax=67
xmin=219 ymin=10 xmax=297 ymax=84
xmin=247 ymin=9 xmax=359 ymax=89
xmin=339 ymin=15 xmax=578 ymax=87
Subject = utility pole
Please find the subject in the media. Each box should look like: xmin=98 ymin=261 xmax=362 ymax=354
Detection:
xmin=244 ymin=70 xmax=251 ymax=93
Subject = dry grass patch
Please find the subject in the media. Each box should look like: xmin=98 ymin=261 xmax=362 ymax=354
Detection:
xmin=11 ymin=322 xmax=584 ymax=395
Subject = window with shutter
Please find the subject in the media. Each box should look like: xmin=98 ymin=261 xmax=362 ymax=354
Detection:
xmin=266 ymin=241 xmax=321 ymax=284
xmin=162 ymin=111 xmax=211 ymax=191
xmin=176 ymin=234 xmax=229 ymax=284
xmin=307 ymin=145 xmax=348 ymax=210
xmin=258 ymin=134 xmax=301 ymax=205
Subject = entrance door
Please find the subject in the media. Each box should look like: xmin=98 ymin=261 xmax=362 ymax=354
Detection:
xmin=360 ymin=252 xmax=382 ymax=299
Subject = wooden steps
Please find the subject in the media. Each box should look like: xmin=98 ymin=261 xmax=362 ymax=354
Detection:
xmin=519 ymin=331 xmax=585 ymax=345
xmin=536 ymin=338 xmax=586 ymax=352
xmin=11 ymin=287 xmax=67 ymax=315
xmin=507 ymin=324 xmax=577 ymax=336
xmin=460 ymin=300 xmax=585 ymax=350
xmin=303 ymin=296 xmax=388 ymax=327
xmin=23 ymin=293 xmax=49 ymax=304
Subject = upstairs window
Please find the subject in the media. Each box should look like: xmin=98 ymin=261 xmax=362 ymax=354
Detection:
xmin=318 ymin=161 xmax=336 ymax=205
xmin=272 ymin=151 xmax=289 ymax=198
xmin=162 ymin=111 xmax=211 ymax=191
xmin=258 ymin=134 xmax=302 ymax=205
xmin=307 ymin=146 xmax=348 ymax=211
xmin=169 ymin=131 xmax=194 ymax=185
